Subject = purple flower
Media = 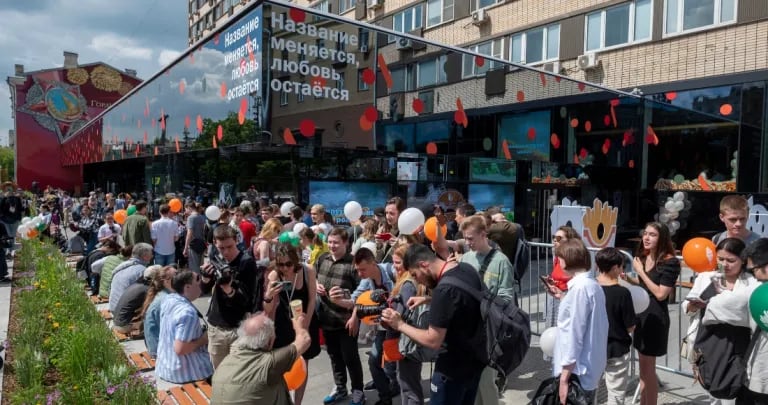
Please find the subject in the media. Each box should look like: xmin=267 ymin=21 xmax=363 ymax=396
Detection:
xmin=45 ymin=389 xmax=61 ymax=405
xmin=18 ymin=285 xmax=34 ymax=292
xmin=106 ymin=386 xmax=117 ymax=395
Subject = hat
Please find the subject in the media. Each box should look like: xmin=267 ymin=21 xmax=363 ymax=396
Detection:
xmin=144 ymin=265 xmax=162 ymax=280
xmin=374 ymin=207 xmax=385 ymax=217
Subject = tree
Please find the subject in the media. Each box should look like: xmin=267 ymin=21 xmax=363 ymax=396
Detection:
xmin=192 ymin=112 xmax=258 ymax=150
xmin=0 ymin=147 xmax=14 ymax=182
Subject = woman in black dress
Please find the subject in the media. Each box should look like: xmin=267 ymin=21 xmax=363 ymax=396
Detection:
xmin=630 ymin=222 xmax=680 ymax=405
xmin=263 ymin=243 xmax=321 ymax=405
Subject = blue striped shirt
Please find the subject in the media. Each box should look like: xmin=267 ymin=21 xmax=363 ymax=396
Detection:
xmin=156 ymin=293 xmax=213 ymax=383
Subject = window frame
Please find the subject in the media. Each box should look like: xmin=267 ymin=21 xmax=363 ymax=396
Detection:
xmin=390 ymin=5 xmax=423 ymax=43
xmin=426 ymin=0 xmax=454 ymax=28
xmin=663 ymin=0 xmax=737 ymax=36
xmin=471 ymin=0 xmax=501 ymax=12
xmin=509 ymin=24 xmax=560 ymax=65
xmin=390 ymin=65 xmax=415 ymax=93
xmin=357 ymin=69 xmax=370 ymax=91
xmin=463 ymin=38 xmax=504 ymax=78
xmin=584 ymin=0 xmax=653 ymax=53
xmin=416 ymin=56 xmax=447 ymax=88
xmin=338 ymin=0 xmax=356 ymax=13
xmin=280 ymin=88 xmax=289 ymax=106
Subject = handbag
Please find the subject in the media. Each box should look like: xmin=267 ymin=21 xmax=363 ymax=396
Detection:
xmin=693 ymin=323 xmax=751 ymax=399
xmin=530 ymin=374 xmax=590 ymax=405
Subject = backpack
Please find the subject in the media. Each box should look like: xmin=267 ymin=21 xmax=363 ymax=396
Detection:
xmin=693 ymin=323 xmax=753 ymax=399
xmin=488 ymin=222 xmax=530 ymax=284
xmin=441 ymin=273 xmax=531 ymax=377
xmin=398 ymin=281 xmax=441 ymax=363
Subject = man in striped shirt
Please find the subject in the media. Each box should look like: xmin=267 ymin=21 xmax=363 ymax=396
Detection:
xmin=156 ymin=270 xmax=214 ymax=384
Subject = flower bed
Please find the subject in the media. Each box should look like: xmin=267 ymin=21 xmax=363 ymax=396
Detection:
xmin=3 ymin=240 xmax=156 ymax=404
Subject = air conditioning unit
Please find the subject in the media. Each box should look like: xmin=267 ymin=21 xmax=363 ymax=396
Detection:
xmin=471 ymin=8 xmax=488 ymax=25
xmin=396 ymin=37 xmax=412 ymax=50
xmin=542 ymin=61 xmax=561 ymax=74
xmin=368 ymin=0 xmax=383 ymax=10
xmin=359 ymin=43 xmax=369 ymax=53
xmin=577 ymin=53 xmax=599 ymax=70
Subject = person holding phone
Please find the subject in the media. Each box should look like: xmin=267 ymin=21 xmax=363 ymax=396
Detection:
xmin=263 ymin=243 xmax=320 ymax=405
xmin=544 ymin=227 xmax=582 ymax=331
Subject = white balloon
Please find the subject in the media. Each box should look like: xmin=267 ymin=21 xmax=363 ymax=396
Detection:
xmin=667 ymin=211 xmax=679 ymax=220
xmin=205 ymin=205 xmax=222 ymax=221
xmin=673 ymin=201 xmax=684 ymax=212
xmin=398 ymin=208 xmax=425 ymax=235
xmin=343 ymin=201 xmax=363 ymax=222
xmin=280 ymin=201 xmax=296 ymax=217
xmin=21 ymin=217 xmax=31 ymax=225
xmin=629 ymin=286 xmax=650 ymax=314
xmin=540 ymin=327 xmax=558 ymax=357
xmin=293 ymin=222 xmax=308 ymax=233
xmin=240 ymin=200 xmax=252 ymax=209
xmin=17 ymin=224 xmax=28 ymax=238
xmin=659 ymin=213 xmax=669 ymax=223
xmin=360 ymin=241 xmax=378 ymax=255
xmin=664 ymin=201 xmax=676 ymax=211
xmin=673 ymin=191 xmax=685 ymax=202
xmin=669 ymin=220 xmax=680 ymax=231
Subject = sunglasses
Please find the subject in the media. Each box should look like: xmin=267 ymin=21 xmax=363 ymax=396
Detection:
xmin=552 ymin=235 xmax=564 ymax=242
xmin=276 ymin=261 xmax=293 ymax=267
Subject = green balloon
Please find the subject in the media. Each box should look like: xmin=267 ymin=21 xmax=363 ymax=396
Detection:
xmin=278 ymin=231 xmax=300 ymax=247
xmin=127 ymin=205 xmax=137 ymax=216
xmin=37 ymin=222 xmax=46 ymax=232
xmin=749 ymin=283 xmax=768 ymax=332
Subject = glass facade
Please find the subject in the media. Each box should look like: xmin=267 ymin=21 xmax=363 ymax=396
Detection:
xmin=63 ymin=0 xmax=767 ymax=240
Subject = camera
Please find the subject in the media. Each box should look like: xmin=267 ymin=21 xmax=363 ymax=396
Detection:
xmin=208 ymin=255 xmax=237 ymax=285
xmin=354 ymin=289 xmax=402 ymax=318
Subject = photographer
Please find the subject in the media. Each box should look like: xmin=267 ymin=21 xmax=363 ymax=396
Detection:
xmin=97 ymin=212 xmax=121 ymax=245
xmin=349 ymin=247 xmax=397 ymax=405
xmin=72 ymin=205 xmax=100 ymax=255
xmin=200 ymin=225 xmax=264 ymax=370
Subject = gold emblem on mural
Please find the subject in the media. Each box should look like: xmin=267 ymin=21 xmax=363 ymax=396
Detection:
xmin=118 ymin=81 xmax=134 ymax=96
xmin=583 ymin=199 xmax=618 ymax=248
xmin=66 ymin=68 xmax=89 ymax=85
xmin=90 ymin=66 xmax=123 ymax=92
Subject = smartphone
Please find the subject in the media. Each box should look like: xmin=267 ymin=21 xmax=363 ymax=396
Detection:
xmin=341 ymin=289 xmax=351 ymax=299
xmin=271 ymin=281 xmax=293 ymax=290
xmin=376 ymin=233 xmax=393 ymax=241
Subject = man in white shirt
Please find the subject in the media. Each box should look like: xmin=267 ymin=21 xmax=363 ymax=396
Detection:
xmin=97 ymin=212 xmax=121 ymax=245
xmin=152 ymin=204 xmax=179 ymax=266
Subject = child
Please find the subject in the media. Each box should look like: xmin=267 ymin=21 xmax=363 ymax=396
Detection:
xmin=596 ymin=247 xmax=637 ymax=405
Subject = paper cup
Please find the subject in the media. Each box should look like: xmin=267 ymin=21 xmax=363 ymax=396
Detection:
xmin=290 ymin=300 xmax=303 ymax=318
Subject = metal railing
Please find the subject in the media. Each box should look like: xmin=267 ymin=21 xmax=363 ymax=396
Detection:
xmin=520 ymin=242 xmax=695 ymax=379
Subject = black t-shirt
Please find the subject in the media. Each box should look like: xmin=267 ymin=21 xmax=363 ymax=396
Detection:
xmin=113 ymin=283 xmax=148 ymax=327
xmin=602 ymin=284 xmax=637 ymax=358
xmin=429 ymin=263 xmax=486 ymax=379
xmin=203 ymin=251 xmax=265 ymax=328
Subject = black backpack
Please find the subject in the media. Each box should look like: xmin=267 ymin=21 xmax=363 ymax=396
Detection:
xmin=488 ymin=222 xmax=530 ymax=283
xmin=442 ymin=274 xmax=531 ymax=377
xmin=693 ymin=323 xmax=752 ymax=399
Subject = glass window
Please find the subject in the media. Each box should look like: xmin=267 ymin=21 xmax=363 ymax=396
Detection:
xmin=665 ymin=0 xmax=736 ymax=34
xmin=280 ymin=89 xmax=289 ymax=106
xmin=338 ymin=0 xmax=356 ymax=13
xmin=418 ymin=59 xmax=437 ymax=88
xmin=586 ymin=1 xmax=651 ymax=52
xmin=390 ymin=66 xmax=414 ymax=92
xmin=510 ymin=24 xmax=559 ymax=64
xmin=391 ymin=6 xmax=423 ymax=42
xmin=357 ymin=69 xmax=369 ymax=91
xmin=463 ymin=38 xmax=503 ymax=77
xmin=336 ymin=72 xmax=345 ymax=90
xmin=427 ymin=0 xmax=454 ymax=27
xmin=473 ymin=0 xmax=500 ymax=11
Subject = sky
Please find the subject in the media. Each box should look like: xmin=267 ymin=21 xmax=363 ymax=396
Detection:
xmin=0 ymin=0 xmax=189 ymax=147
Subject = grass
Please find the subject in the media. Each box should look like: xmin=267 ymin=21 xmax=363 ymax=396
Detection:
xmin=4 ymin=239 xmax=156 ymax=404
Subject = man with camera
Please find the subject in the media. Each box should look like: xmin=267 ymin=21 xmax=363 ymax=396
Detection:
xmin=349 ymin=247 xmax=398 ymax=405
xmin=97 ymin=212 xmax=121 ymax=245
xmin=200 ymin=225 xmax=264 ymax=369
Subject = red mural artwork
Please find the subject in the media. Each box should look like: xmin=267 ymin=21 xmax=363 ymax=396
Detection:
xmin=11 ymin=64 xmax=141 ymax=190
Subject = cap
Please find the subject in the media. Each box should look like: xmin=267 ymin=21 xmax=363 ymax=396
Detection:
xmin=374 ymin=207 xmax=385 ymax=217
xmin=144 ymin=265 xmax=162 ymax=280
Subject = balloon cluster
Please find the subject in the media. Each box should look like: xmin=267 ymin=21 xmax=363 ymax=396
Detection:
xmin=656 ymin=191 xmax=690 ymax=235
xmin=18 ymin=217 xmax=44 ymax=240
xmin=278 ymin=231 xmax=301 ymax=247
xmin=730 ymin=151 xmax=738 ymax=179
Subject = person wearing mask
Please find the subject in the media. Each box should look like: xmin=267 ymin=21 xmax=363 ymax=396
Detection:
xmin=262 ymin=243 xmax=321 ymax=405
xmin=629 ymin=222 xmax=680 ymax=405
xmin=211 ymin=312 xmax=312 ymax=404
xmin=200 ymin=225 xmax=263 ymax=369
xmin=142 ymin=266 xmax=177 ymax=358
xmin=316 ymin=227 xmax=365 ymax=405
xmin=551 ymin=239 xmax=608 ymax=404
xmin=156 ymin=270 xmax=213 ymax=384
xmin=381 ymin=244 xmax=486 ymax=405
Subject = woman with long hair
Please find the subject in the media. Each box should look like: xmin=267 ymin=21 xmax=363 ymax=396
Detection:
xmin=298 ymin=226 xmax=328 ymax=266
xmin=262 ymin=243 xmax=321 ymax=405
xmin=632 ymin=222 xmax=680 ymax=405
xmin=141 ymin=266 xmax=177 ymax=358
xmin=351 ymin=219 xmax=378 ymax=255
xmin=252 ymin=218 xmax=283 ymax=266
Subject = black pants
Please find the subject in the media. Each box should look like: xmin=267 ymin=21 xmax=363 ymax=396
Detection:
xmin=323 ymin=328 xmax=364 ymax=392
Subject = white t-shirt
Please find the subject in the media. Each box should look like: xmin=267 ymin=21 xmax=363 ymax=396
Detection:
xmin=151 ymin=217 xmax=179 ymax=255
xmin=97 ymin=223 xmax=121 ymax=241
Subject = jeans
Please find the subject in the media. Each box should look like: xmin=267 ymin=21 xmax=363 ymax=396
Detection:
xmin=324 ymin=328 xmax=364 ymax=392
xmin=369 ymin=331 xmax=396 ymax=399
xmin=430 ymin=370 xmax=482 ymax=405
xmin=154 ymin=252 xmax=176 ymax=267
xmin=85 ymin=232 xmax=98 ymax=256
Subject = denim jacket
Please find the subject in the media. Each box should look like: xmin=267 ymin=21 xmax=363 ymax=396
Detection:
xmin=351 ymin=263 xmax=395 ymax=302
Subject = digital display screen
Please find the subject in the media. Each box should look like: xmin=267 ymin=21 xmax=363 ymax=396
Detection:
xmin=468 ymin=183 xmax=515 ymax=212
xmin=470 ymin=158 xmax=517 ymax=183
xmin=308 ymin=181 xmax=391 ymax=224
xmin=498 ymin=110 xmax=551 ymax=161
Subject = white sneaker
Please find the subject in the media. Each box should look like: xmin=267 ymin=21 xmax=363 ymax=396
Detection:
xmin=350 ymin=389 xmax=365 ymax=405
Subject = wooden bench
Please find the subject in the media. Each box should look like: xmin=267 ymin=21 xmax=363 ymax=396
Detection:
xmin=99 ymin=309 xmax=113 ymax=320
xmin=128 ymin=351 xmax=156 ymax=372
xmin=90 ymin=295 xmax=109 ymax=304
xmin=112 ymin=329 xmax=131 ymax=342
xmin=157 ymin=381 xmax=213 ymax=404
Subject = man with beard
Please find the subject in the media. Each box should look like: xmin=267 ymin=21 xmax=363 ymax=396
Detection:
xmin=381 ymin=243 xmax=485 ymax=405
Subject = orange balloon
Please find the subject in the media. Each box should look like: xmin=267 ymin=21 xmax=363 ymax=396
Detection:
xmin=356 ymin=290 xmax=380 ymax=325
xmin=27 ymin=228 xmax=38 ymax=238
xmin=382 ymin=338 xmax=403 ymax=362
xmin=424 ymin=217 xmax=447 ymax=242
xmin=283 ymin=357 xmax=307 ymax=391
xmin=114 ymin=209 xmax=128 ymax=225
xmin=169 ymin=198 xmax=182 ymax=213
xmin=682 ymin=237 xmax=717 ymax=273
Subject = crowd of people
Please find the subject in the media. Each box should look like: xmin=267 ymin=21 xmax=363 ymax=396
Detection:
xmin=9 ymin=184 xmax=768 ymax=405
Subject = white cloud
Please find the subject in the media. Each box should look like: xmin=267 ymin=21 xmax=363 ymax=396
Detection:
xmin=158 ymin=49 xmax=183 ymax=67
xmin=88 ymin=34 xmax=153 ymax=60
